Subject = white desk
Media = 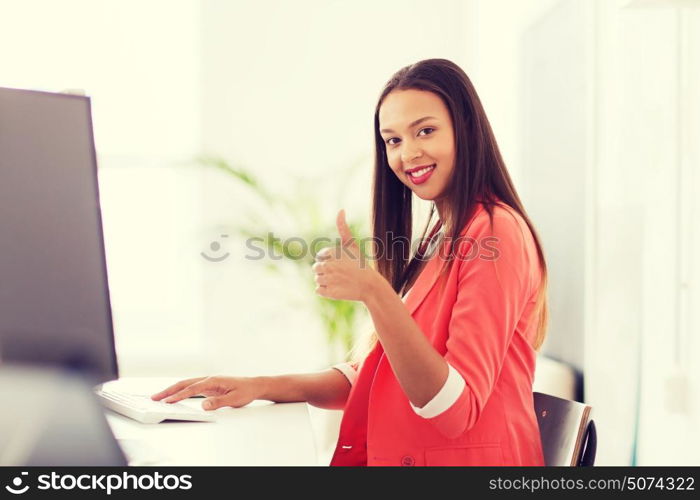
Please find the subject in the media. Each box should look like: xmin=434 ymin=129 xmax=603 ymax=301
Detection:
xmin=102 ymin=378 xmax=318 ymax=466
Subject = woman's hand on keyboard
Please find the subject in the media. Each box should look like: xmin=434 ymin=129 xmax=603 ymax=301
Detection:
xmin=150 ymin=376 xmax=262 ymax=411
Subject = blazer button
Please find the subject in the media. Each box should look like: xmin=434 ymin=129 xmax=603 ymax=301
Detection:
xmin=401 ymin=455 xmax=415 ymax=466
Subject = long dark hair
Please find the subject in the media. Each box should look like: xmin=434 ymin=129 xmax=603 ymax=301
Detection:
xmin=357 ymin=58 xmax=548 ymax=358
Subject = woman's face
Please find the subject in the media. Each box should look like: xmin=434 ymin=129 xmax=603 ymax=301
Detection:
xmin=378 ymin=89 xmax=456 ymax=204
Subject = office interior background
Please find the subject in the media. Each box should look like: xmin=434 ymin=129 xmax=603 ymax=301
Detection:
xmin=1 ymin=0 xmax=698 ymax=466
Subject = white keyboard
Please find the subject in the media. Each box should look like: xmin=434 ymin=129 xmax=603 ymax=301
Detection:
xmin=96 ymin=389 xmax=216 ymax=424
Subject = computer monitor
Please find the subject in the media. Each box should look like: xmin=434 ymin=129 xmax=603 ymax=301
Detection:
xmin=0 ymin=365 xmax=127 ymax=466
xmin=0 ymin=87 xmax=119 ymax=384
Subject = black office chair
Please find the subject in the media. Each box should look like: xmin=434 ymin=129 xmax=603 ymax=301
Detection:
xmin=534 ymin=391 xmax=597 ymax=466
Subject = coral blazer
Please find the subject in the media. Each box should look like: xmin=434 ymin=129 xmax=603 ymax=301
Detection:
xmin=330 ymin=202 xmax=545 ymax=466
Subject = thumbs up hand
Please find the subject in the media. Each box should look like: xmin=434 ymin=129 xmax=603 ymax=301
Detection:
xmin=312 ymin=209 xmax=381 ymax=302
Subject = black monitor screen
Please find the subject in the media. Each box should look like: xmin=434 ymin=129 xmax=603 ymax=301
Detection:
xmin=0 ymin=87 xmax=118 ymax=383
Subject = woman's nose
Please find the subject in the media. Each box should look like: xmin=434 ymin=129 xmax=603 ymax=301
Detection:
xmin=401 ymin=144 xmax=423 ymax=163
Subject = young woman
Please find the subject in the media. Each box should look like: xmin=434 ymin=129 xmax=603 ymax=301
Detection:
xmin=152 ymin=58 xmax=548 ymax=467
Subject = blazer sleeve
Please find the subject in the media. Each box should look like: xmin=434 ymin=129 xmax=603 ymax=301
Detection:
xmin=332 ymin=362 xmax=360 ymax=386
xmin=422 ymin=210 xmax=538 ymax=439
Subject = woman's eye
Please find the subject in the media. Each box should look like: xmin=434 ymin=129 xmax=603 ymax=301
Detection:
xmin=385 ymin=128 xmax=434 ymax=146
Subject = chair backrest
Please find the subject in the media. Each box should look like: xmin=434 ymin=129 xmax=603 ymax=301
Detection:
xmin=533 ymin=391 xmax=596 ymax=466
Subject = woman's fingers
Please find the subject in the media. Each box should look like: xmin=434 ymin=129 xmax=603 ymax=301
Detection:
xmin=151 ymin=377 xmax=205 ymax=401
xmin=315 ymin=248 xmax=332 ymax=261
xmin=162 ymin=379 xmax=214 ymax=404
xmin=313 ymin=261 xmax=331 ymax=287
xmin=203 ymin=386 xmax=260 ymax=411
xmin=202 ymin=394 xmax=237 ymax=411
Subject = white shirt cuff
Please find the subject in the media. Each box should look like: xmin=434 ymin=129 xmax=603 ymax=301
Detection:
xmin=409 ymin=363 xmax=466 ymax=419
xmin=332 ymin=363 xmax=358 ymax=386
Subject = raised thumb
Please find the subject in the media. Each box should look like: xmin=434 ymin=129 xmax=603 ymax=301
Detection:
xmin=336 ymin=209 xmax=355 ymax=247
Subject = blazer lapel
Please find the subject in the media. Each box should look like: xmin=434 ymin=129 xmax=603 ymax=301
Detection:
xmin=402 ymin=204 xmax=485 ymax=315
xmin=402 ymin=248 xmax=445 ymax=316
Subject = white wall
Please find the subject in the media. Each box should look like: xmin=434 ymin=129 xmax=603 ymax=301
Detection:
xmin=581 ymin=0 xmax=700 ymax=466
xmin=518 ymin=0 xmax=591 ymax=369
xmin=0 ymin=0 xmax=206 ymax=375
xmin=468 ymin=0 xmax=563 ymax=186
xmin=0 ymin=0 xmax=201 ymax=157
xmin=510 ymin=0 xmax=700 ymax=465
xmin=611 ymin=2 xmax=700 ymax=466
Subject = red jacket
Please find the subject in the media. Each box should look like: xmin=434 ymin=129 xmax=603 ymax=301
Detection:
xmin=331 ymin=202 xmax=545 ymax=466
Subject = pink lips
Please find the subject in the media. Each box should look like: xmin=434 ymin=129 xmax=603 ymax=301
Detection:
xmin=407 ymin=164 xmax=435 ymax=185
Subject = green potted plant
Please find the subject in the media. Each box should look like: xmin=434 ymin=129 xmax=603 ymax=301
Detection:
xmin=196 ymin=155 xmax=370 ymax=364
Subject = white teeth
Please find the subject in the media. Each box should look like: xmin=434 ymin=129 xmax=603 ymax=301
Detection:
xmin=408 ymin=165 xmax=435 ymax=177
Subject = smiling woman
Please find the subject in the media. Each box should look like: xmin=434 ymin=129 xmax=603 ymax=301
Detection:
xmin=323 ymin=58 xmax=550 ymax=466
xmin=379 ymin=91 xmax=456 ymax=204
xmin=153 ymin=58 xmax=550 ymax=467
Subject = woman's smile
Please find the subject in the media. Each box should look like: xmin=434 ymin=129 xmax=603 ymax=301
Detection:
xmin=406 ymin=163 xmax=436 ymax=185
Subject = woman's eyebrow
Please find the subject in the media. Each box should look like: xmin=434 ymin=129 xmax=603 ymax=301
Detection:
xmin=380 ymin=116 xmax=437 ymax=134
